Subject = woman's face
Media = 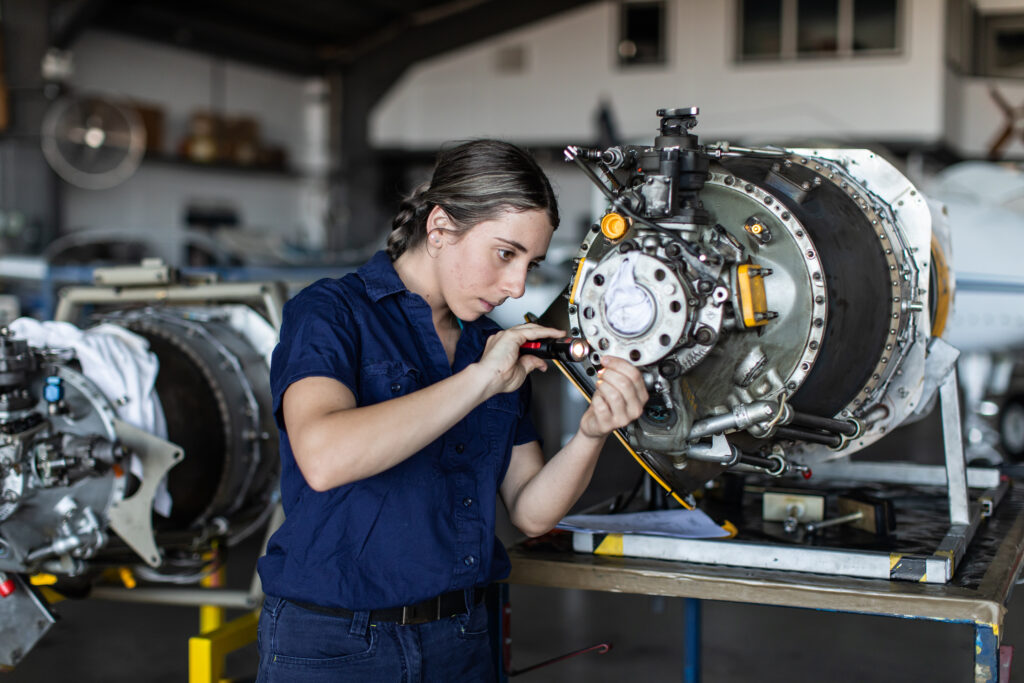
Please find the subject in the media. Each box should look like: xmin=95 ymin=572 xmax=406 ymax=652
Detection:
xmin=433 ymin=208 xmax=554 ymax=321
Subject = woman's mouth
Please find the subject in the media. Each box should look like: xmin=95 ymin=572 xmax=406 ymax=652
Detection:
xmin=480 ymin=299 xmax=495 ymax=312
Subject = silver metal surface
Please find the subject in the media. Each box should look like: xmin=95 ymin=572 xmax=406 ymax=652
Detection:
xmin=89 ymin=586 xmax=259 ymax=609
xmin=107 ymin=419 xmax=183 ymax=567
xmin=941 ymin=372 xmax=971 ymax=525
xmin=571 ymin=531 xmax=951 ymax=583
xmin=559 ymin=110 xmax=941 ymax=499
xmin=808 ymin=462 xmax=1001 ymax=489
xmin=0 ymin=575 xmax=56 ymax=668
xmin=55 ymin=281 xmax=285 ymax=330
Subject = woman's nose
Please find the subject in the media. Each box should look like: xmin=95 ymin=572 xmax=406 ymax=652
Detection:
xmin=503 ymin=267 xmax=528 ymax=299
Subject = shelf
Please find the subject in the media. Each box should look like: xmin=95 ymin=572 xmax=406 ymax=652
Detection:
xmin=142 ymin=152 xmax=305 ymax=178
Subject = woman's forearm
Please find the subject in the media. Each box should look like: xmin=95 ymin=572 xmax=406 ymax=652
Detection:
xmin=507 ymin=430 xmax=609 ymax=537
xmin=291 ymin=364 xmax=493 ymax=490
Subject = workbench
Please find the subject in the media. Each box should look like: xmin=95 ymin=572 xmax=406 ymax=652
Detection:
xmin=505 ymin=482 xmax=1024 ymax=682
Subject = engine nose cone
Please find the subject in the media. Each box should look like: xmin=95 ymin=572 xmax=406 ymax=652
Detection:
xmin=603 ymin=255 xmax=655 ymax=337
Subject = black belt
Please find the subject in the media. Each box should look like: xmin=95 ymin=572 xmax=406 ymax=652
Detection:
xmin=290 ymin=587 xmax=486 ymax=625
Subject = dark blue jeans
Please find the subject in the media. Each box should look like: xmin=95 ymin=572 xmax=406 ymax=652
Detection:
xmin=256 ymin=593 xmax=495 ymax=682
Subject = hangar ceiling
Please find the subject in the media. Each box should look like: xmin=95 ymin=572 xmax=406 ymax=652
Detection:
xmin=49 ymin=0 xmax=598 ymax=77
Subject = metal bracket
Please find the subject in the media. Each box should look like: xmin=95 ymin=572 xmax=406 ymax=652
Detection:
xmin=107 ymin=419 xmax=183 ymax=567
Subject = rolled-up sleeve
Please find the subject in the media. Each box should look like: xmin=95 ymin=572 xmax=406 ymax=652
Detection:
xmin=269 ymin=282 xmax=360 ymax=430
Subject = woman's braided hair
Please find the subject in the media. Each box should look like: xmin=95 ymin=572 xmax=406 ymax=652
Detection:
xmin=386 ymin=140 xmax=559 ymax=260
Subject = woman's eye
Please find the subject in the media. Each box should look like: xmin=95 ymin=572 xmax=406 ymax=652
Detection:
xmin=498 ymin=249 xmax=513 ymax=261
xmin=527 ymin=261 xmax=539 ymax=272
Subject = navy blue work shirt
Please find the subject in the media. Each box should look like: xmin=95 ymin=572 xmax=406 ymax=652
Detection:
xmin=257 ymin=250 xmax=540 ymax=610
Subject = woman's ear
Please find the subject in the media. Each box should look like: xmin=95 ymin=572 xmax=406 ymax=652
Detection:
xmin=424 ymin=205 xmax=448 ymax=253
xmin=425 ymin=205 xmax=450 ymax=235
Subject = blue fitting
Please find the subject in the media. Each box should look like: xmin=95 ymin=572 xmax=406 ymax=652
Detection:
xmin=43 ymin=376 xmax=63 ymax=403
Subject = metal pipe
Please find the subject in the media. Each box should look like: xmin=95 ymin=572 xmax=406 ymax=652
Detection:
xmin=90 ymin=586 xmax=259 ymax=609
xmin=789 ymin=410 xmax=858 ymax=436
xmin=686 ymin=441 xmax=739 ymax=465
xmin=775 ymin=426 xmax=842 ymax=448
xmin=688 ymin=401 xmax=776 ymax=440
xmin=737 ymin=452 xmax=787 ymax=476
xmin=804 ymin=511 xmax=863 ymax=534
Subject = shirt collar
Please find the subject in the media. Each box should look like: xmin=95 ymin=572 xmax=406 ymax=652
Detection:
xmin=358 ymin=250 xmax=408 ymax=302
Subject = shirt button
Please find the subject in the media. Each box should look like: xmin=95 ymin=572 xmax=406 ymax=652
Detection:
xmin=390 ymin=382 xmax=401 ymax=393
xmin=455 ymin=443 xmax=465 ymax=454
xmin=463 ymin=555 xmax=476 ymax=566
xmin=463 ymin=497 xmax=473 ymax=507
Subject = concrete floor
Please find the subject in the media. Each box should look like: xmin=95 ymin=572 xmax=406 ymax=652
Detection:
xmin=7 ymin=411 xmax=1024 ymax=682
xmin=6 ymin=575 xmax=1022 ymax=682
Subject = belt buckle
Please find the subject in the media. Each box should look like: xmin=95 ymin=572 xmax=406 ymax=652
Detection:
xmin=400 ymin=605 xmax=412 ymax=625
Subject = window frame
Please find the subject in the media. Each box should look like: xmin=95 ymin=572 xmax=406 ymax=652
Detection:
xmin=977 ymin=12 xmax=1024 ymax=78
xmin=735 ymin=0 xmax=903 ymax=63
xmin=617 ymin=0 xmax=669 ymax=69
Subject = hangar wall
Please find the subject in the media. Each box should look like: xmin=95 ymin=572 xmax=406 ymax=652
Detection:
xmin=58 ymin=31 xmax=329 ymax=263
xmin=371 ymin=0 xmax=947 ymax=148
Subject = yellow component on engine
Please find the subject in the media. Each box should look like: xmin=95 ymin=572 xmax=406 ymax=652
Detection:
xmin=737 ymin=263 xmax=770 ymax=327
xmin=600 ymin=212 xmax=629 ymax=240
xmin=118 ymin=566 xmax=137 ymax=589
xmin=29 ymin=573 xmax=57 ymax=586
xmin=930 ymin=234 xmax=953 ymax=338
xmin=569 ymin=257 xmax=587 ymax=305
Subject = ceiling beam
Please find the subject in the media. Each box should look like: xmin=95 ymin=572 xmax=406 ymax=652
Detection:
xmin=50 ymin=0 xmax=115 ymax=50
xmin=94 ymin=4 xmax=324 ymax=74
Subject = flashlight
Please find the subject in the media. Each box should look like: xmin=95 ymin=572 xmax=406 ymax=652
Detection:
xmin=519 ymin=337 xmax=591 ymax=363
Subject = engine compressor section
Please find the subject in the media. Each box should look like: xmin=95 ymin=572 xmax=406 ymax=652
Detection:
xmin=558 ymin=107 xmax=949 ymax=504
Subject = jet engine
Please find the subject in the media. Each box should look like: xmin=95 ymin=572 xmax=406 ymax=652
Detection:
xmin=0 ymin=293 xmax=279 ymax=667
xmin=555 ymin=108 xmax=951 ymax=504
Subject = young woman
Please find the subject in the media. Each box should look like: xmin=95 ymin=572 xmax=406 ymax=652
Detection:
xmin=256 ymin=140 xmax=648 ymax=682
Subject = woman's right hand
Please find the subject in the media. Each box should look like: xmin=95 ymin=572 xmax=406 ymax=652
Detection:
xmin=474 ymin=323 xmax=565 ymax=397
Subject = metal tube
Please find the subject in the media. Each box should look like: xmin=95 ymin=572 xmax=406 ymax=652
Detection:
xmin=686 ymin=441 xmax=739 ymax=465
xmin=940 ymin=372 xmax=970 ymax=526
xmin=688 ymin=401 xmax=775 ymax=440
xmin=684 ymin=598 xmax=701 ymax=683
xmin=737 ymin=452 xmax=787 ymax=476
xmin=90 ymin=586 xmax=258 ymax=609
xmin=804 ymin=511 xmax=863 ymax=534
xmin=789 ymin=411 xmax=858 ymax=436
xmin=775 ymin=426 xmax=842 ymax=448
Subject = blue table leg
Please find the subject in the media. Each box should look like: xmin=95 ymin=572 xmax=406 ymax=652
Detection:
xmin=684 ymin=598 xmax=701 ymax=683
xmin=975 ymin=622 xmax=999 ymax=683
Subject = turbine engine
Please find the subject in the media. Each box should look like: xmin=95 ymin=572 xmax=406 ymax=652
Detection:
xmin=558 ymin=107 xmax=950 ymax=503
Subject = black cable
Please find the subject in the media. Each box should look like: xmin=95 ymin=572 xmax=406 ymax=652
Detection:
xmin=775 ymin=426 xmax=842 ymax=448
xmin=789 ymin=410 xmax=858 ymax=436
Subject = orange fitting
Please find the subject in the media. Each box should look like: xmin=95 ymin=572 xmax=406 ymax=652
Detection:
xmin=118 ymin=567 xmax=137 ymax=589
xmin=600 ymin=213 xmax=628 ymax=240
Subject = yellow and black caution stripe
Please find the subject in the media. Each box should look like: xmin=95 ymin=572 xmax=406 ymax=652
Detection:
xmin=889 ymin=554 xmax=933 ymax=582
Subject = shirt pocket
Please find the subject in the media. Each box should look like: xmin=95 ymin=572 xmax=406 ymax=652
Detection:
xmin=360 ymin=360 xmax=422 ymax=406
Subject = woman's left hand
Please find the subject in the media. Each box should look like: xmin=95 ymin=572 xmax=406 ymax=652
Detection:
xmin=579 ymin=356 xmax=649 ymax=439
